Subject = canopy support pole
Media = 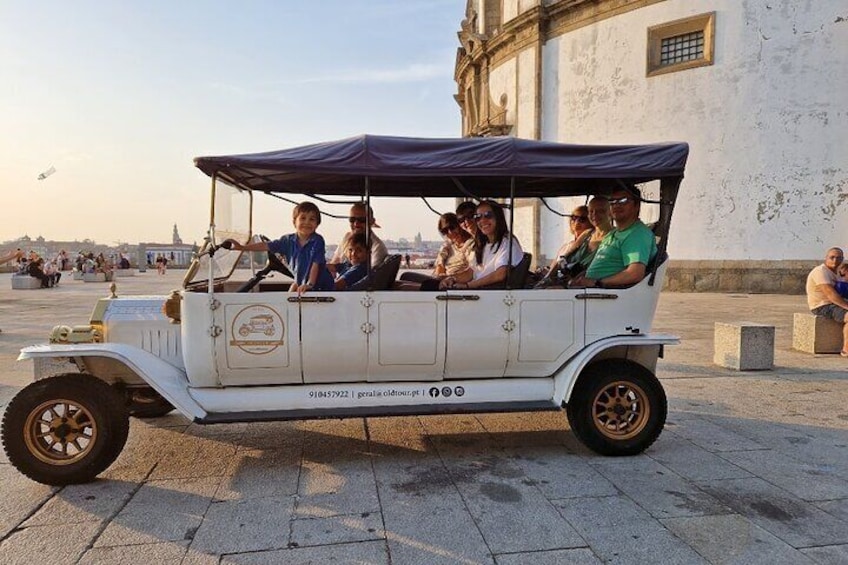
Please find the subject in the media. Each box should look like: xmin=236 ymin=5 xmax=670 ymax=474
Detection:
xmin=364 ymin=177 xmax=373 ymax=290
xmin=208 ymin=173 xmax=217 ymax=295
xmin=507 ymin=177 xmax=516 ymax=289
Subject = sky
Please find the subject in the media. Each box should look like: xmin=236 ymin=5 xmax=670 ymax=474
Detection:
xmin=0 ymin=1 xmax=465 ymax=246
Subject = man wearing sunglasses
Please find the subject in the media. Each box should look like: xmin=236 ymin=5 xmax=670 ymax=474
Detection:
xmin=570 ymin=185 xmax=656 ymax=289
xmin=329 ymin=202 xmax=388 ymax=269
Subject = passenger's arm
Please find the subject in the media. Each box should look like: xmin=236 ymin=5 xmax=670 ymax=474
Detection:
xmin=819 ymin=284 xmax=848 ymax=310
xmin=438 ymin=267 xmax=473 ymax=289
xmin=462 ymin=265 xmax=507 ymax=289
xmin=227 ymin=240 xmax=269 ymax=253
xmin=297 ymin=262 xmax=322 ymax=295
xmin=571 ymin=263 xmax=647 ymax=289
xmin=561 ymin=230 xmax=590 ymax=261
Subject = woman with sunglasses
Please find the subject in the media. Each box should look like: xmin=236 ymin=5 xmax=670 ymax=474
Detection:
xmin=440 ymin=200 xmax=523 ymax=290
xmin=536 ymin=199 xmax=611 ymax=287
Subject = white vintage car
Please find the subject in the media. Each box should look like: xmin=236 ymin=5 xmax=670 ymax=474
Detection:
xmin=2 ymin=135 xmax=688 ymax=485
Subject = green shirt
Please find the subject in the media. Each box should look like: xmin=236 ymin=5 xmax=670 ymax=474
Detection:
xmin=585 ymin=220 xmax=657 ymax=280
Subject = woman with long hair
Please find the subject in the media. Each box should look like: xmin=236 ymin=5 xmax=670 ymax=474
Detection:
xmin=537 ymin=197 xmax=612 ymax=287
xmin=441 ymin=200 xmax=523 ymax=290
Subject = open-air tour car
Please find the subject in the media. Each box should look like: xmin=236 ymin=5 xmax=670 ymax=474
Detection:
xmin=2 ymin=135 xmax=688 ymax=485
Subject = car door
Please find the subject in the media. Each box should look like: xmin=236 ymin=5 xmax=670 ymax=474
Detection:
xmin=214 ymin=292 xmax=302 ymax=386
xmin=299 ymin=292 xmax=369 ymax=384
xmin=366 ymin=291 xmax=446 ymax=382
xmin=505 ymin=289 xmax=586 ymax=377
xmin=444 ymin=290 xmax=511 ymax=379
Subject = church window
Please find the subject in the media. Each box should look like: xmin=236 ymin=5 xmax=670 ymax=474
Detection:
xmin=647 ymin=12 xmax=715 ymax=77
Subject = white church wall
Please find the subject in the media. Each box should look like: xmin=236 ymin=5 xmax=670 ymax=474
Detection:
xmin=516 ymin=48 xmax=537 ymax=139
xmin=540 ymin=0 xmax=848 ymax=260
xmin=489 ymin=58 xmax=518 ymax=126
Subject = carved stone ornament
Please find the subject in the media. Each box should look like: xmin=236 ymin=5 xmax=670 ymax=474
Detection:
xmin=458 ymin=0 xmax=487 ymax=54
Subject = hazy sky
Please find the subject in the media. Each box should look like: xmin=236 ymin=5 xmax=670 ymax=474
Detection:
xmin=1 ymin=1 xmax=464 ymax=246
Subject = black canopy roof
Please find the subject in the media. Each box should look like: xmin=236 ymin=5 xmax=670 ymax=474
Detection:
xmin=194 ymin=135 xmax=689 ymax=198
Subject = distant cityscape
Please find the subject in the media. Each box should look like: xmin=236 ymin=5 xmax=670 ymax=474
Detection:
xmin=1 ymin=226 xmax=446 ymax=271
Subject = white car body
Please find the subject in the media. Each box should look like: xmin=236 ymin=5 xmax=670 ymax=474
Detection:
xmin=4 ymin=135 xmax=689 ymax=484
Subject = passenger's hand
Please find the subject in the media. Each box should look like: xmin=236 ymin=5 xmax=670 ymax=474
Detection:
xmin=568 ymin=275 xmax=591 ymax=288
xmin=439 ymin=276 xmax=455 ymax=290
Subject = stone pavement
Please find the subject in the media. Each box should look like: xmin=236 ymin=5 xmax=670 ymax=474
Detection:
xmin=0 ymin=271 xmax=846 ymax=564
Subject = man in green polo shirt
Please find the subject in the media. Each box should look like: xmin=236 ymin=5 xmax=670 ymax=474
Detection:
xmin=571 ymin=185 xmax=656 ymax=289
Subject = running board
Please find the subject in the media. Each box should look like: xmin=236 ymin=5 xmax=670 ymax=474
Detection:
xmin=196 ymin=400 xmax=559 ymax=424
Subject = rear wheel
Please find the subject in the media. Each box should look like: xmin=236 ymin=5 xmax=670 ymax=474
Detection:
xmin=1 ymin=374 xmax=130 ymax=485
xmin=566 ymin=359 xmax=666 ymax=456
xmin=126 ymin=387 xmax=174 ymax=418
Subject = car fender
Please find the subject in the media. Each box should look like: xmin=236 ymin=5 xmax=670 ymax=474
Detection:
xmin=18 ymin=344 xmax=207 ymax=421
xmin=552 ymin=333 xmax=679 ymax=406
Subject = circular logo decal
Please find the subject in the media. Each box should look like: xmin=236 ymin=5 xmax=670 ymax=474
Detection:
xmin=230 ymin=305 xmax=285 ymax=354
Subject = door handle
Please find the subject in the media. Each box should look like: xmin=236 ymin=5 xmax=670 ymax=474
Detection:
xmin=436 ymin=294 xmax=480 ymax=301
xmin=287 ymin=296 xmax=336 ymax=303
xmin=576 ymin=293 xmax=618 ymax=300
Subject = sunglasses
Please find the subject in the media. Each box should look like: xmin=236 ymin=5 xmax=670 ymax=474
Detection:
xmin=609 ymin=196 xmax=631 ymax=206
xmin=457 ymin=215 xmax=474 ymax=223
xmin=439 ymin=225 xmax=459 ymax=235
xmin=474 ymin=211 xmax=496 ymax=221
xmin=348 ymin=216 xmax=368 ymax=224
xmin=570 ymin=215 xmax=589 ymax=222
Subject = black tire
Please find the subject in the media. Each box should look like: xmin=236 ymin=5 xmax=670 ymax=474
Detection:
xmin=1 ymin=374 xmax=130 ymax=485
xmin=126 ymin=387 xmax=174 ymax=418
xmin=566 ymin=359 xmax=667 ymax=456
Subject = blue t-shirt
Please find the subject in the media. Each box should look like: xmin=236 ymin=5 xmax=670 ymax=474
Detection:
xmin=268 ymin=233 xmax=334 ymax=291
xmin=586 ymin=220 xmax=656 ymax=280
xmin=337 ymin=262 xmax=368 ymax=289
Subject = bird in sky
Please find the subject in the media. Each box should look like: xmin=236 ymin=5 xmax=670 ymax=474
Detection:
xmin=37 ymin=166 xmax=56 ymax=180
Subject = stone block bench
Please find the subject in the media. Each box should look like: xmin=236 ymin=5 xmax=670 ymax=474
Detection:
xmin=714 ymin=322 xmax=775 ymax=370
xmin=11 ymin=275 xmax=42 ymax=290
xmin=793 ymin=313 xmax=843 ymax=354
xmin=114 ymin=269 xmax=136 ymax=277
xmin=72 ymin=270 xmax=84 ymax=280
xmin=83 ymin=272 xmax=111 ymax=283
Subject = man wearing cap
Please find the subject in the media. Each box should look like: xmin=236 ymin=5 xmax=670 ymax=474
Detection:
xmin=571 ymin=185 xmax=656 ymax=289
xmin=330 ymin=202 xmax=388 ymax=269
xmin=806 ymin=247 xmax=848 ymax=357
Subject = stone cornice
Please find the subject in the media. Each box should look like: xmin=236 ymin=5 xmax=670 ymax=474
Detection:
xmin=455 ymin=0 xmax=667 ymax=81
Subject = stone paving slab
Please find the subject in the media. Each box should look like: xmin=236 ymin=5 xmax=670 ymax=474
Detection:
xmin=80 ymin=541 xmax=190 ymax=565
xmin=94 ymin=476 xmax=219 ymax=547
xmin=1 ymin=273 xmax=848 ymax=563
xmin=698 ymin=477 xmax=848 ymax=548
xmin=645 ymin=431 xmax=755 ymax=482
xmin=552 ymin=495 xmax=707 ymax=564
xmin=217 ymin=539 xmax=389 ymax=564
xmin=660 ymin=514 xmax=816 ymax=564
xmin=589 ymin=457 xmax=731 ymax=519
xmin=189 ymin=495 xmax=294 ymax=555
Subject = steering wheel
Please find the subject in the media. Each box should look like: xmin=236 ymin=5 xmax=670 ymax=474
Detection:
xmin=228 ymin=235 xmax=293 ymax=293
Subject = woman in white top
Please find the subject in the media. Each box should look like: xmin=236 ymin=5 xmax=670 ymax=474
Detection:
xmin=441 ymin=200 xmax=523 ymax=290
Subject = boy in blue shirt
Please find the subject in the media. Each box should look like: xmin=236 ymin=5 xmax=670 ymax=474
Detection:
xmin=334 ymin=232 xmax=369 ymax=290
xmin=228 ymin=202 xmax=333 ymax=293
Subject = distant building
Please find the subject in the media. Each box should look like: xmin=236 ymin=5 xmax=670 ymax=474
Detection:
xmin=454 ymin=0 xmax=846 ymax=292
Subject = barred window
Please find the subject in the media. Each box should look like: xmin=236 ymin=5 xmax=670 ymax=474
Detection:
xmin=647 ymin=13 xmax=715 ymax=77
xmin=660 ymin=31 xmax=705 ymax=66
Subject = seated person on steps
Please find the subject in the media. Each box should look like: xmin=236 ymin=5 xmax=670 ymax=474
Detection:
xmin=806 ymin=247 xmax=848 ymax=357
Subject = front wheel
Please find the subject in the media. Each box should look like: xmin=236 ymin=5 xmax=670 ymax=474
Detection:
xmin=1 ymin=374 xmax=130 ymax=485
xmin=566 ymin=359 xmax=666 ymax=456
